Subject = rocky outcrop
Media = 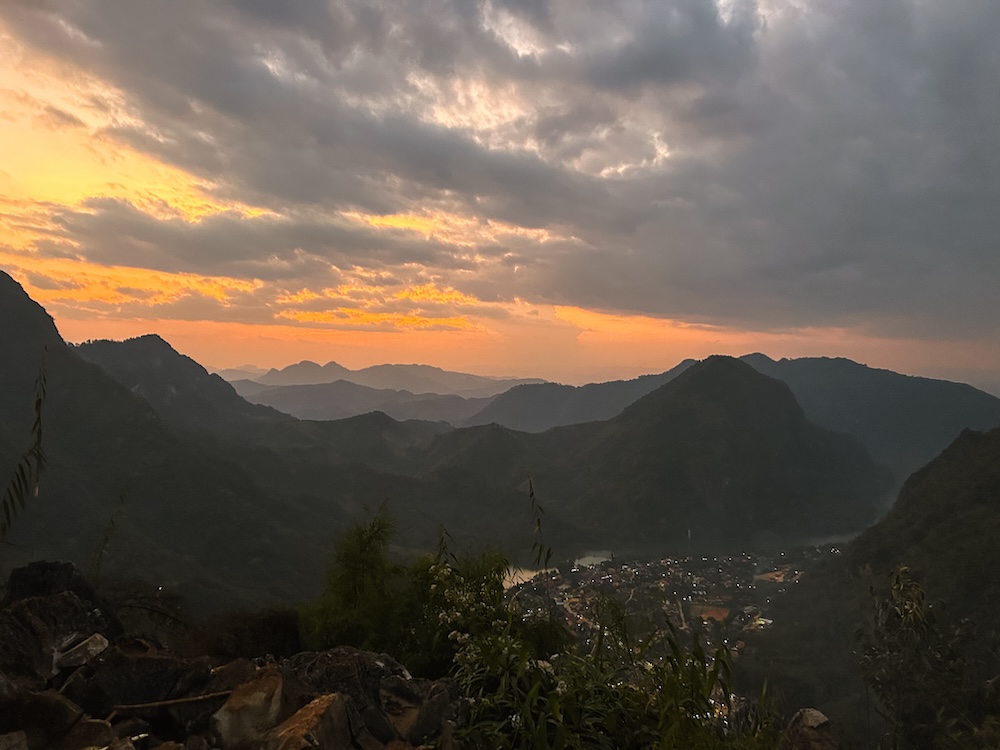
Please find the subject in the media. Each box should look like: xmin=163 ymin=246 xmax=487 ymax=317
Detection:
xmin=0 ymin=562 xmax=462 ymax=750
xmin=782 ymin=708 xmax=841 ymax=750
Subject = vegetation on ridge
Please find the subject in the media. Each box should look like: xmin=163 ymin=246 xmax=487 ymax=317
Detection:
xmin=300 ymin=501 xmax=780 ymax=748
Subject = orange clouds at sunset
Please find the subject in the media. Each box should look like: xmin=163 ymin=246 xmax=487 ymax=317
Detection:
xmin=0 ymin=3 xmax=998 ymax=394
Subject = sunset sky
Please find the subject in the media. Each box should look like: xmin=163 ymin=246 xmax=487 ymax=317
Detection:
xmin=1 ymin=1 xmax=998 ymax=390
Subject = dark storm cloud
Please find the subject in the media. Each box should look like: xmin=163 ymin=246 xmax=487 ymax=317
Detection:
xmin=2 ymin=0 xmax=999 ymax=338
xmin=42 ymin=198 xmax=498 ymax=280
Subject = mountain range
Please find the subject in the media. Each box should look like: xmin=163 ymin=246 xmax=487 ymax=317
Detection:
xmin=231 ymin=351 xmax=1000 ymax=501
xmin=4 ymin=270 xmax=1000 ymax=617
xmin=248 ymin=359 xmax=544 ymax=397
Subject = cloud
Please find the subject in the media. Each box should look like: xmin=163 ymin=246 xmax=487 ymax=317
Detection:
xmin=1 ymin=0 xmax=998 ymax=342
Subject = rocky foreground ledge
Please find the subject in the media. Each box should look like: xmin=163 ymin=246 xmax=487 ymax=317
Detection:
xmin=0 ymin=562 xmax=461 ymax=750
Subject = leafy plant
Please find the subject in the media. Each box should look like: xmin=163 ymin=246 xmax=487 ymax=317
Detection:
xmin=858 ymin=566 xmax=1000 ymax=749
xmin=301 ymin=489 xmax=778 ymax=748
xmin=1 ymin=357 xmax=47 ymax=540
xmin=91 ymin=484 xmax=128 ymax=583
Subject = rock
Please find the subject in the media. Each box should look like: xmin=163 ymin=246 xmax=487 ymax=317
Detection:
xmin=0 ymin=591 xmax=119 ymax=688
xmin=0 ymin=732 xmax=28 ymax=750
xmin=278 ymin=648 xmax=461 ymax=746
xmin=62 ymin=637 xmax=190 ymax=717
xmin=185 ymin=736 xmax=212 ymax=750
xmin=55 ymin=633 xmax=110 ymax=669
xmin=207 ymin=659 xmax=257 ymax=693
xmin=265 ymin=693 xmax=353 ymax=750
xmin=1 ymin=561 xmax=122 ymax=636
xmin=379 ymin=677 xmax=421 ymax=740
xmin=55 ymin=718 xmax=116 ymax=750
xmin=784 ymin=708 xmax=840 ymax=750
xmin=163 ymin=658 xmax=258 ymax=741
xmin=0 ymin=688 xmax=83 ymax=750
xmin=407 ymin=679 xmax=460 ymax=745
xmin=111 ymin=716 xmax=151 ymax=740
xmin=212 ymin=667 xmax=289 ymax=749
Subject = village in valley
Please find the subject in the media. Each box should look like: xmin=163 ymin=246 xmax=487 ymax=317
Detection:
xmin=511 ymin=546 xmax=842 ymax=659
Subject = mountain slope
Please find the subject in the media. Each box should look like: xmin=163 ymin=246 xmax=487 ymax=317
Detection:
xmin=741 ymin=353 xmax=1000 ymax=494
xmin=743 ymin=424 xmax=1000 ymax=736
xmin=0 ymin=273 xmax=348 ymax=611
xmin=251 ymin=359 xmax=544 ymax=397
xmin=848 ymin=425 xmax=1000 ymax=619
xmin=545 ymin=356 xmax=890 ymax=550
xmin=464 ymin=359 xmax=697 ymax=431
xmin=414 ymin=356 xmax=890 ymax=554
xmin=82 ymin=328 xmax=889 ymax=560
xmin=233 ymin=378 xmax=492 ymax=425
xmin=74 ymin=335 xmax=451 ymax=473
xmin=75 ymin=335 xmax=290 ymax=433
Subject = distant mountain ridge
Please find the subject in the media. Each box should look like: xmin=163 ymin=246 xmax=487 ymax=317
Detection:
xmin=3 ymin=270 xmax=979 ymax=615
xmin=250 ymin=359 xmax=545 ymax=397
xmin=740 ymin=353 xmax=1000 ymax=494
xmin=233 ymin=378 xmax=493 ymax=424
xmin=463 ymin=359 xmax=697 ymax=431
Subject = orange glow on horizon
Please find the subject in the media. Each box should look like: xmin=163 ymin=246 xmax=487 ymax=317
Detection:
xmin=277 ymin=307 xmax=479 ymax=331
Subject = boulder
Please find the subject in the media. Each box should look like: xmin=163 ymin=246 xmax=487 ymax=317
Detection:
xmin=280 ymin=648 xmax=461 ymax=746
xmin=0 ymin=733 xmax=28 ymax=750
xmin=265 ymin=693 xmax=353 ymax=750
xmin=0 ymin=688 xmax=83 ymax=750
xmin=55 ymin=633 xmax=110 ymax=669
xmin=783 ymin=708 xmax=840 ymax=750
xmin=62 ymin=637 xmax=195 ymax=716
xmin=0 ymin=591 xmax=119 ymax=688
xmin=54 ymin=718 xmax=116 ymax=750
xmin=212 ymin=667 xmax=289 ymax=749
xmin=1 ymin=561 xmax=122 ymax=636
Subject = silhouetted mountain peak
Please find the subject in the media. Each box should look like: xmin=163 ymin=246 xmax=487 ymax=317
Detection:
xmin=75 ymin=334 xmax=285 ymax=431
xmin=0 ymin=271 xmax=64 ymax=352
xmin=621 ymin=355 xmax=806 ymax=428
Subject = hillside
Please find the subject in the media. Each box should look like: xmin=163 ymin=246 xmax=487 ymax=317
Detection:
xmin=848 ymin=425 xmax=1000 ymax=620
xmin=741 ymin=353 xmax=1000 ymax=494
xmin=0 ymin=274 xmax=348 ymax=611
xmin=743 ymin=424 xmax=1000 ymax=735
xmin=413 ymin=356 xmax=891 ymax=555
xmin=540 ymin=356 xmax=890 ymax=551
xmin=464 ymin=359 xmax=696 ymax=431
xmin=254 ymin=359 xmax=544 ymax=397
xmin=75 ymin=335 xmax=291 ymax=433
xmin=233 ymin=378 xmax=492 ymax=424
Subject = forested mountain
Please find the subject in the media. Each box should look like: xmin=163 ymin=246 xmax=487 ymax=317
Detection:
xmin=253 ymin=359 xmax=543 ymax=396
xmin=848 ymin=425 xmax=1000 ymax=621
xmin=0 ymin=274 xmax=347 ymax=611
xmin=744 ymin=424 xmax=1000 ymax=737
xmin=232 ymin=377 xmax=492 ymax=424
xmin=0 ymin=272 xmax=904 ymax=613
xmin=741 ymin=353 xmax=1000 ymax=495
xmin=463 ymin=360 xmax=697 ymax=431
xmin=528 ymin=356 xmax=890 ymax=551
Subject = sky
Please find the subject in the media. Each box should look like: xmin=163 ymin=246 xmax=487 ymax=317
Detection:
xmin=1 ymin=0 xmax=998 ymax=389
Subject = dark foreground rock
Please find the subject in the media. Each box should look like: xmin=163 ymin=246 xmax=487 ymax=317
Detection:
xmin=0 ymin=562 xmax=461 ymax=749
xmin=782 ymin=708 xmax=841 ymax=750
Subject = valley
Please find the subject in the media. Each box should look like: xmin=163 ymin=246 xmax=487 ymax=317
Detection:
xmin=3 ymin=269 xmax=1000 ymax=746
